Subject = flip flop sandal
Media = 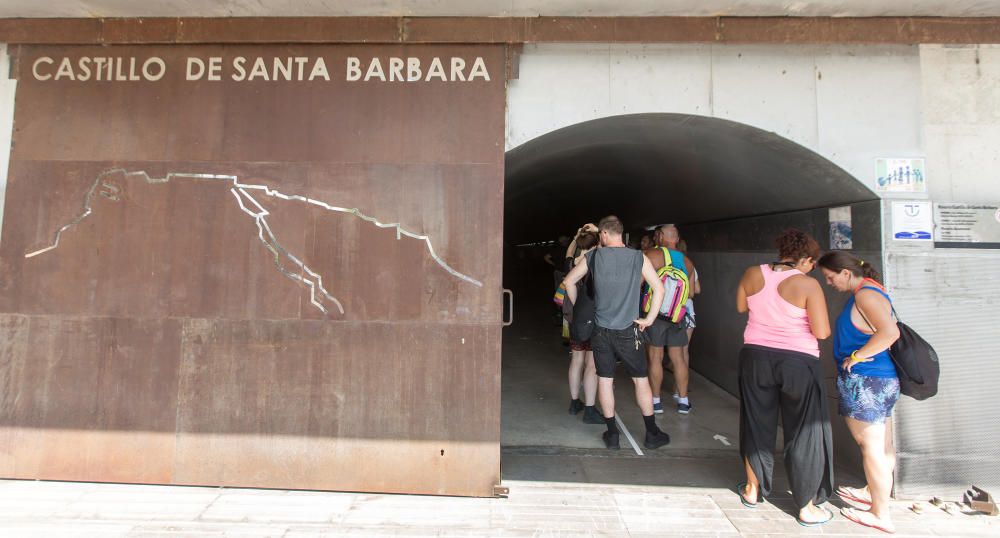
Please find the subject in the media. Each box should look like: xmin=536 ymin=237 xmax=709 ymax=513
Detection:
xmin=841 ymin=507 xmax=896 ymax=534
xmin=837 ymin=485 xmax=873 ymax=508
xmin=736 ymin=482 xmax=759 ymax=508
xmin=798 ymin=506 xmax=834 ymax=527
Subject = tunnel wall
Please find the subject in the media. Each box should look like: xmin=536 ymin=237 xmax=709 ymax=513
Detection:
xmin=682 ymin=199 xmax=882 ymax=473
xmin=0 ymin=46 xmax=13 ymax=237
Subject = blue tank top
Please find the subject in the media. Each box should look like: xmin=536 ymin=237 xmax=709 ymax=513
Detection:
xmin=667 ymin=249 xmax=687 ymax=275
xmin=833 ymin=285 xmax=897 ymax=378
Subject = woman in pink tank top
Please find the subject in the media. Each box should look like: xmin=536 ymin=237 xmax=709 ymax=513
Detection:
xmin=734 ymin=229 xmax=835 ymax=527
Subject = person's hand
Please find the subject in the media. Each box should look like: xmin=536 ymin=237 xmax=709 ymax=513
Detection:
xmin=845 ymin=351 xmax=874 ymax=372
xmin=581 ymin=223 xmax=598 ymax=233
xmin=634 ymin=317 xmax=654 ymax=331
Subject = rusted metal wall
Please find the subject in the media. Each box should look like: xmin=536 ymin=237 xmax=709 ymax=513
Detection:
xmin=0 ymin=44 xmax=506 ymax=496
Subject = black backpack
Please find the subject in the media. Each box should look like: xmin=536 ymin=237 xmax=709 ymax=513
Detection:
xmin=857 ymin=301 xmax=940 ymax=400
xmin=889 ymin=320 xmax=940 ymax=400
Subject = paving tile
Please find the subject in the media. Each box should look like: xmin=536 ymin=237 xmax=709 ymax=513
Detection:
xmin=127 ymin=521 xmax=290 ymax=537
xmin=200 ymin=492 xmax=354 ymax=524
xmin=0 ymin=521 xmax=134 ymax=537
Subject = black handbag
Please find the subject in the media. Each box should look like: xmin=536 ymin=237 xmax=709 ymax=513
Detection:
xmin=856 ymin=302 xmax=940 ymax=400
xmin=569 ymin=253 xmax=597 ymax=342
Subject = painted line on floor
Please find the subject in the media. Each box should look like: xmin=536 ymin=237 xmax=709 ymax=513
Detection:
xmin=615 ymin=414 xmax=643 ymax=456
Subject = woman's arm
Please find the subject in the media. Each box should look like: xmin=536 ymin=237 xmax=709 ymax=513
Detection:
xmin=853 ymin=289 xmax=900 ymax=360
xmin=736 ymin=267 xmax=751 ymax=313
xmin=804 ymin=279 xmax=831 ymax=340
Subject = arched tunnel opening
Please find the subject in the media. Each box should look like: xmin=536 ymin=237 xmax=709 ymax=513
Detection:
xmin=500 ymin=113 xmax=881 ymax=486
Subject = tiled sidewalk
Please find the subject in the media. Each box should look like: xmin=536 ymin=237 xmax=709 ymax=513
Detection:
xmin=0 ymin=478 xmax=996 ymax=537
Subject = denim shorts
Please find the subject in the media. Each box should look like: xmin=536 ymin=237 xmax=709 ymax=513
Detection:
xmin=837 ymin=370 xmax=900 ymax=424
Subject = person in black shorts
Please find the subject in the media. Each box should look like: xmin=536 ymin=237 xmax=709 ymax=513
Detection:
xmin=562 ymin=215 xmax=672 ymax=450
xmin=643 ymin=224 xmax=697 ymax=414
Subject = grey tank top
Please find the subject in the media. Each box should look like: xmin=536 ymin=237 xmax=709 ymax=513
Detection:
xmin=586 ymin=247 xmax=643 ymax=330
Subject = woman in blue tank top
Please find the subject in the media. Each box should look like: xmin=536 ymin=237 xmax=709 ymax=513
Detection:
xmin=818 ymin=251 xmax=901 ymax=535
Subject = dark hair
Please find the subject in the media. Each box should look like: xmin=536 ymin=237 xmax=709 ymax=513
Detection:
xmin=576 ymin=231 xmax=599 ymax=250
xmin=818 ymin=251 xmax=881 ymax=282
xmin=775 ymin=229 xmax=821 ymax=262
xmin=598 ymin=215 xmax=624 ymax=236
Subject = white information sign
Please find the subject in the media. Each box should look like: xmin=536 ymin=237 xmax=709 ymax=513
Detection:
xmin=892 ymin=201 xmax=933 ymax=241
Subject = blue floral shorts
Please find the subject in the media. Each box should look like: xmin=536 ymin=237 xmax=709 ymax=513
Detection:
xmin=837 ymin=370 xmax=900 ymax=424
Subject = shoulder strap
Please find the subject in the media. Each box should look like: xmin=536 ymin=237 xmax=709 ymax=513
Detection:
xmin=854 ymin=286 xmax=898 ymax=331
xmin=660 ymin=247 xmax=672 ymax=268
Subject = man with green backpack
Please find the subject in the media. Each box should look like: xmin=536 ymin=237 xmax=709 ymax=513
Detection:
xmin=642 ymin=224 xmax=698 ymax=414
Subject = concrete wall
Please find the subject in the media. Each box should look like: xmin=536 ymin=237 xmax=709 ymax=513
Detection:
xmin=879 ymin=45 xmax=1000 ymax=497
xmin=507 ymin=43 xmax=923 ymax=194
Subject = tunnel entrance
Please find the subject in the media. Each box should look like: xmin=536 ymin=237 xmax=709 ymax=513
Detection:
xmin=500 ymin=113 xmax=881 ymax=487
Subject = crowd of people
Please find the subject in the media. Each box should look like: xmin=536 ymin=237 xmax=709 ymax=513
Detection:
xmin=553 ymin=217 xmax=901 ymax=533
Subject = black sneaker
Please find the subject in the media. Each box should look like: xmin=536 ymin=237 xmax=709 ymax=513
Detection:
xmin=677 ymin=402 xmax=692 ymax=414
xmin=568 ymin=399 xmax=584 ymax=415
xmin=644 ymin=430 xmax=671 ymax=449
xmin=582 ymin=407 xmax=604 ymax=424
xmin=603 ymin=431 xmax=621 ymax=450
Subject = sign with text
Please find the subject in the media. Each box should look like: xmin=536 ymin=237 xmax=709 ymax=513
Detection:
xmin=29 ymin=54 xmax=492 ymax=83
xmin=934 ymin=203 xmax=1000 ymax=249
xmin=892 ymin=201 xmax=933 ymax=241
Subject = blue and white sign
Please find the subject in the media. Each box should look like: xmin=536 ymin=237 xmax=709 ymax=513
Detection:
xmin=892 ymin=201 xmax=933 ymax=241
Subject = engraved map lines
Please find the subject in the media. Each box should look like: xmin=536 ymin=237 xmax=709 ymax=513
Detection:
xmin=25 ymin=168 xmax=483 ymax=316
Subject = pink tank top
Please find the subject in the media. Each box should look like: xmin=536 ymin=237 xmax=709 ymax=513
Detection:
xmin=743 ymin=264 xmax=819 ymax=357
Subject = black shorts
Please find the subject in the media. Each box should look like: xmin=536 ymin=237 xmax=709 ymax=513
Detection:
xmin=592 ymin=325 xmax=648 ymax=378
xmin=645 ymin=317 xmax=689 ymax=348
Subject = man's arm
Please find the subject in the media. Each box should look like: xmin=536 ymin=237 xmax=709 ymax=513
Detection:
xmin=635 ymin=254 xmax=664 ymax=330
xmin=561 ymin=256 xmax=589 ymax=305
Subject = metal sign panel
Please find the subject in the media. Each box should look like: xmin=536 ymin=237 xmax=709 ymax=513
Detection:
xmin=934 ymin=202 xmax=1000 ymax=249
xmin=0 ymin=44 xmax=506 ymax=496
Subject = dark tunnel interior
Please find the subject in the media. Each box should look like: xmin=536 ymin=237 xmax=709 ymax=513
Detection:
xmin=504 ymin=113 xmax=876 ymax=245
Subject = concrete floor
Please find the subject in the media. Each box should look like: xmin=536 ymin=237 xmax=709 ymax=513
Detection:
xmin=500 ymin=287 xmax=789 ymax=490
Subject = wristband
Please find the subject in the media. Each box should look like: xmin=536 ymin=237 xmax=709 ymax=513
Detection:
xmin=849 ymin=350 xmax=870 ymax=365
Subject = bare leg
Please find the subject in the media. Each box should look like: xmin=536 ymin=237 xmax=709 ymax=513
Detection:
xmin=583 ymin=351 xmax=598 ymax=406
xmin=675 ymin=327 xmax=693 ymax=396
xmin=845 ymin=417 xmax=895 ymax=530
xmin=885 ymin=415 xmax=897 ymax=496
xmin=646 ymin=345 xmax=665 ymax=400
xmin=598 ymin=377 xmax=616 ymax=418
xmin=668 ymin=346 xmax=689 ymax=398
xmin=567 ymin=349 xmax=584 ymax=400
xmin=742 ymin=457 xmax=760 ymax=502
xmin=632 ymin=376 xmax=654 ymax=415
xmin=683 ymin=327 xmax=693 ymax=369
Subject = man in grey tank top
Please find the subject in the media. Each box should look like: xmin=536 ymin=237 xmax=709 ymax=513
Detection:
xmin=562 ymin=215 xmax=672 ymax=450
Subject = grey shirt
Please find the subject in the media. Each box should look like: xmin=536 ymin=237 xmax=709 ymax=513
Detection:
xmin=586 ymin=247 xmax=643 ymax=330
